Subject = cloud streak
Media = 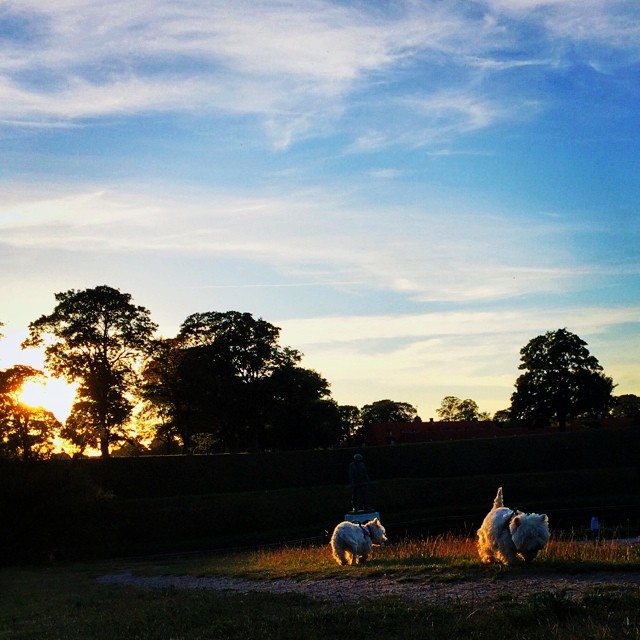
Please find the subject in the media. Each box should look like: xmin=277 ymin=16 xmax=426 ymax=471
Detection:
xmin=2 ymin=1 xmax=637 ymax=147
xmin=0 ymin=183 xmax=597 ymax=304
xmin=279 ymin=306 xmax=640 ymax=347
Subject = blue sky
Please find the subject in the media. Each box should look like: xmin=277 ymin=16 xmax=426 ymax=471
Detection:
xmin=1 ymin=0 xmax=639 ymax=419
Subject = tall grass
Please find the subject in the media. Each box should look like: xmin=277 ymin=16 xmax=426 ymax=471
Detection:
xmin=2 ymin=535 xmax=639 ymax=640
xmin=177 ymin=533 xmax=640 ymax=582
xmin=543 ymin=532 xmax=640 ymax=566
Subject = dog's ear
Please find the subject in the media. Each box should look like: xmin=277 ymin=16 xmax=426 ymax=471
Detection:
xmin=539 ymin=514 xmax=548 ymax=524
xmin=512 ymin=516 xmax=520 ymax=528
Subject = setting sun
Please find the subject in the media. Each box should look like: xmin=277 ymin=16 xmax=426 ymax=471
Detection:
xmin=19 ymin=377 xmax=77 ymax=423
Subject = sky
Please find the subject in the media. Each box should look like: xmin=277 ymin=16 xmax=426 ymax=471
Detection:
xmin=1 ymin=0 xmax=639 ymax=421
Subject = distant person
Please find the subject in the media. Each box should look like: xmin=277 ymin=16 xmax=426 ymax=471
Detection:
xmin=348 ymin=453 xmax=370 ymax=512
xmin=590 ymin=516 xmax=600 ymax=542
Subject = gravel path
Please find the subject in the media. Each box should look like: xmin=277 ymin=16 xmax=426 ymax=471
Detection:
xmin=97 ymin=570 xmax=640 ymax=604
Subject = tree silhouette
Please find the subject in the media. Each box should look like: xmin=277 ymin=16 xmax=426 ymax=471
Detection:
xmin=360 ymin=399 xmax=418 ymax=427
xmin=510 ymin=328 xmax=614 ymax=429
xmin=0 ymin=365 xmax=60 ymax=461
xmin=337 ymin=405 xmax=362 ymax=446
xmin=436 ymin=396 xmax=483 ymax=421
xmin=22 ymin=285 xmax=157 ymax=456
xmin=141 ymin=311 xmax=353 ymax=452
xmin=610 ymin=394 xmax=640 ymax=419
xmin=143 ymin=311 xmax=313 ymax=452
xmin=262 ymin=363 xmax=339 ymax=450
xmin=140 ymin=337 xmax=194 ymax=452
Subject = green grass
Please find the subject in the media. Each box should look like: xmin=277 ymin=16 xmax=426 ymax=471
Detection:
xmin=2 ymin=536 xmax=639 ymax=640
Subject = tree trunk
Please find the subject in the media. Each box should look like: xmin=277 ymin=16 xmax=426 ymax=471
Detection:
xmin=100 ymin=428 xmax=110 ymax=457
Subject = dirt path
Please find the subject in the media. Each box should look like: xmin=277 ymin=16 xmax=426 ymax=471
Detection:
xmin=97 ymin=570 xmax=640 ymax=604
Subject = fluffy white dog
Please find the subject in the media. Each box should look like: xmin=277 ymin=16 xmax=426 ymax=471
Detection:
xmin=330 ymin=517 xmax=387 ymax=565
xmin=476 ymin=487 xmax=549 ymax=565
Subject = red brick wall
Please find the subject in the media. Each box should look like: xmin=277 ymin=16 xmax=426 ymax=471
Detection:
xmin=363 ymin=417 xmax=636 ymax=446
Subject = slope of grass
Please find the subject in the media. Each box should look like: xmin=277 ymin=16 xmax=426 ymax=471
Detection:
xmin=2 ymin=536 xmax=639 ymax=640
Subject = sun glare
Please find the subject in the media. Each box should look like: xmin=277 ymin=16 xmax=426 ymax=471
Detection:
xmin=19 ymin=378 xmax=77 ymax=422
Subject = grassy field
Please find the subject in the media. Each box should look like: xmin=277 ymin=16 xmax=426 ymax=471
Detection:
xmin=2 ymin=535 xmax=639 ymax=640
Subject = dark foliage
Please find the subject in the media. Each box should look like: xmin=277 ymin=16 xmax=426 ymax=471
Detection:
xmin=361 ymin=399 xmax=419 ymax=428
xmin=0 ymin=365 xmax=61 ymax=461
xmin=21 ymin=285 xmax=157 ymax=457
xmin=142 ymin=311 xmax=344 ymax=452
xmin=510 ymin=328 xmax=615 ymax=429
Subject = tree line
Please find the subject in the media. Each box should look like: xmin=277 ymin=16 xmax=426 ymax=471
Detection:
xmin=0 ymin=285 xmax=638 ymax=460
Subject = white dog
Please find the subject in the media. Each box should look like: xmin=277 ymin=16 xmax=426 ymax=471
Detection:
xmin=330 ymin=518 xmax=387 ymax=566
xmin=476 ymin=487 xmax=549 ymax=565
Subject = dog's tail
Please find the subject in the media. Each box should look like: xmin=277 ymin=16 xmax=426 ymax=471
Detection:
xmin=493 ymin=486 xmax=504 ymax=509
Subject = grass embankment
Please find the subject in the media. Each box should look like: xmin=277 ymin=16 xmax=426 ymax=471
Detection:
xmin=2 ymin=536 xmax=639 ymax=640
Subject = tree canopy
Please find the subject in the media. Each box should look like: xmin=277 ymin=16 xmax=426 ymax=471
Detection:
xmin=22 ymin=285 xmax=157 ymax=457
xmin=436 ymin=396 xmax=487 ymax=421
xmin=509 ymin=328 xmax=615 ymax=429
xmin=141 ymin=311 xmax=341 ymax=452
xmin=360 ymin=399 xmax=419 ymax=427
xmin=610 ymin=394 xmax=640 ymax=419
xmin=0 ymin=365 xmax=60 ymax=461
xmin=3 ymin=288 xmax=635 ymax=459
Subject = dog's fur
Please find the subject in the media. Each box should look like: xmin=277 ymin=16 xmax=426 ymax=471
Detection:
xmin=476 ymin=487 xmax=549 ymax=565
xmin=330 ymin=517 xmax=387 ymax=565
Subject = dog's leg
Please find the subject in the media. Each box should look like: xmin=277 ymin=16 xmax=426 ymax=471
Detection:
xmin=346 ymin=548 xmax=355 ymax=565
xmin=331 ymin=540 xmax=348 ymax=565
xmin=497 ymin=536 xmax=522 ymax=565
xmin=476 ymin=530 xmax=494 ymax=563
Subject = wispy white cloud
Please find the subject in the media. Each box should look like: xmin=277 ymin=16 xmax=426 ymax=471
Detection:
xmin=368 ymin=168 xmax=405 ymax=179
xmin=0 ymin=74 xmax=215 ymax=120
xmin=0 ymin=181 xmax=611 ymax=304
xmin=1 ymin=2 xmax=467 ymax=129
xmin=279 ymin=306 xmax=640 ymax=346
xmin=348 ymin=91 xmax=509 ymax=152
xmin=425 ymin=148 xmax=494 ymax=158
xmin=482 ymin=0 xmax=640 ymax=58
xmin=2 ymin=1 xmax=637 ymax=147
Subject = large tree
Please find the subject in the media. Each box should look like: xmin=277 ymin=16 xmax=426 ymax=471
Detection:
xmin=360 ymin=399 xmax=418 ymax=427
xmin=510 ymin=328 xmax=615 ymax=429
xmin=610 ymin=394 xmax=640 ymax=419
xmin=262 ymin=364 xmax=340 ymax=450
xmin=139 ymin=337 xmax=193 ymax=452
xmin=22 ymin=285 xmax=157 ymax=457
xmin=178 ymin=311 xmax=299 ymax=376
xmin=0 ymin=365 xmax=60 ymax=461
xmin=436 ymin=396 xmax=487 ymax=421
xmin=337 ymin=405 xmax=362 ymax=446
xmin=142 ymin=311 xmax=306 ymax=452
